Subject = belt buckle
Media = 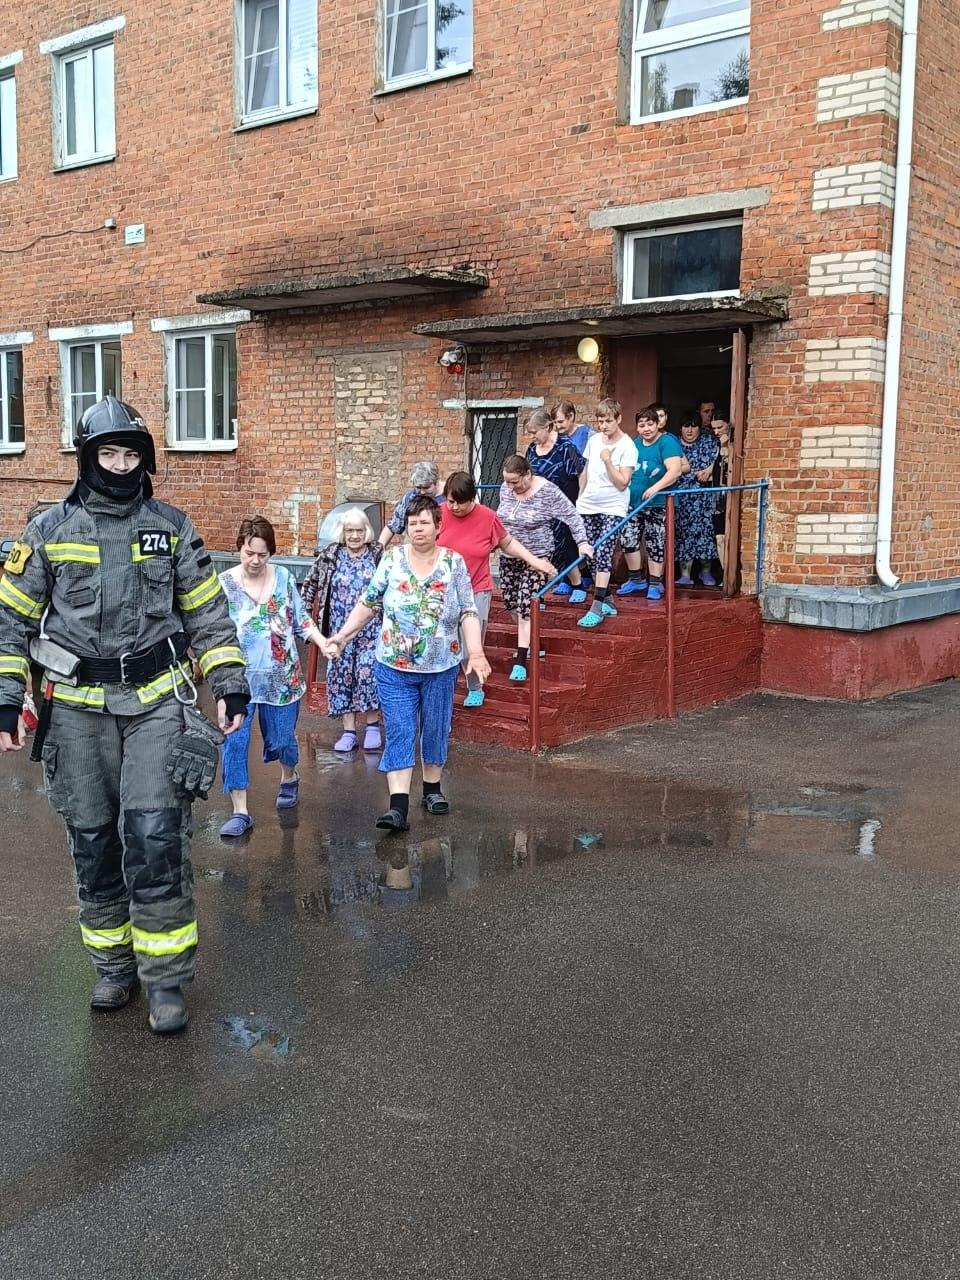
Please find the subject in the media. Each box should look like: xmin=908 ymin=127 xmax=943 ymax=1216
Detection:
xmin=119 ymin=651 xmax=134 ymax=687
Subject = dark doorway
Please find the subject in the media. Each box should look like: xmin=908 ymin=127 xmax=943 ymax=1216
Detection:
xmin=657 ymin=337 xmax=732 ymax=433
xmin=470 ymin=408 xmax=517 ymax=508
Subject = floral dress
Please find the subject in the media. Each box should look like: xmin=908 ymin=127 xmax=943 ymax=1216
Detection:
xmin=362 ymin=546 xmax=477 ymax=672
xmin=219 ymin=564 xmax=312 ymax=705
xmin=676 ymin=432 xmax=720 ymax=561
xmin=325 ymin=547 xmax=380 ymax=717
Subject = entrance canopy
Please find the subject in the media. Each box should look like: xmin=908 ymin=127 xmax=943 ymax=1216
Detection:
xmin=198 ymin=266 xmax=489 ymax=313
xmin=414 ymin=293 xmax=787 ymax=345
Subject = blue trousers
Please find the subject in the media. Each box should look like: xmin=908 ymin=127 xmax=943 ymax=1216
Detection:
xmin=222 ymin=699 xmax=301 ymax=793
xmin=374 ymin=661 xmax=459 ymax=774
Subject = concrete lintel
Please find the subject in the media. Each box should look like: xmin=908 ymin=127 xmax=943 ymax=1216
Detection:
xmin=589 ymin=187 xmax=771 ymax=231
xmin=762 ymin=579 xmax=960 ymax=632
xmin=48 ymin=320 xmax=133 ymax=341
xmin=39 ymin=15 xmax=125 ymax=55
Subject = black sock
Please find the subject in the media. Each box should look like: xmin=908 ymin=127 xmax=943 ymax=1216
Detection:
xmin=390 ymin=793 xmax=410 ymax=819
xmin=594 ymin=586 xmax=609 ymax=604
xmin=649 ymin=574 xmax=663 ymax=587
xmin=422 ymin=781 xmax=443 ymax=800
xmin=628 ymin=568 xmax=645 ymax=582
xmin=516 ymin=647 xmax=529 ymax=664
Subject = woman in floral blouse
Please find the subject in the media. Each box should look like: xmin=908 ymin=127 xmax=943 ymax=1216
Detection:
xmin=218 ymin=516 xmax=325 ymax=837
xmin=322 ymin=495 xmax=490 ymax=832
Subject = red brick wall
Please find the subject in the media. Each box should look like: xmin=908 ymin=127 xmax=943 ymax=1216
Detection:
xmin=0 ymin=0 xmax=937 ymax=591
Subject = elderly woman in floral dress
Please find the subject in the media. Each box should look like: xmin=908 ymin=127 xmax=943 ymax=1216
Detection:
xmin=675 ymin=412 xmax=720 ymax=587
xmin=301 ymin=508 xmax=383 ymax=752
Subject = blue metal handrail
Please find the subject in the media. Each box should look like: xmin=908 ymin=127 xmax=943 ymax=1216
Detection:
xmin=533 ymin=480 xmax=770 ymax=601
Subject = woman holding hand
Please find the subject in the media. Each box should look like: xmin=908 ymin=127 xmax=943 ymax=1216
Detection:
xmin=322 ymin=495 xmax=489 ymax=832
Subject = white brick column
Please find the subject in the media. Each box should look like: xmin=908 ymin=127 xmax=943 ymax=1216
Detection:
xmin=804 ymin=338 xmax=886 ymax=383
xmin=822 ymin=0 xmax=904 ymax=30
xmin=808 ymin=250 xmax=892 ymax=296
xmin=799 ymin=425 xmax=883 ymax=469
xmin=812 ymin=162 xmax=896 ymax=210
xmin=795 ymin=513 xmax=878 ymax=556
xmin=817 ymin=68 xmax=900 ymax=121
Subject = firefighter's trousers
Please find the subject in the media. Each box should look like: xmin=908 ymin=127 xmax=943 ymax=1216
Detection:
xmin=40 ymin=698 xmax=198 ymax=987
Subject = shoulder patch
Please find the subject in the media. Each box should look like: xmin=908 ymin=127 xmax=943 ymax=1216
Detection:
xmin=3 ymin=541 xmax=32 ymax=575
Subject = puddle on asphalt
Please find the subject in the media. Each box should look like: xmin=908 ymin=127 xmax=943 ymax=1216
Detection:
xmin=224 ymin=1014 xmax=294 ymax=1059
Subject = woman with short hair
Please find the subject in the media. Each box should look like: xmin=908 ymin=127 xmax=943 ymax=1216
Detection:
xmin=301 ymin=508 xmax=382 ymax=752
xmin=525 ymin=408 xmax=589 ymax=602
xmin=378 ymin=460 xmax=444 ymax=548
xmin=219 ymin=516 xmax=325 ymax=836
xmin=498 ymin=455 xmax=591 ymax=681
xmin=322 ymin=495 xmax=490 ymax=831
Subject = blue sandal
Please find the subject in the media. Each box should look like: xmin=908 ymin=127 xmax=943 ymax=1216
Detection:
xmin=509 ymin=663 xmax=527 ymax=682
xmin=577 ymin=610 xmax=604 ymax=629
xmin=463 ymin=689 xmax=485 ymax=708
xmin=569 ymin=588 xmax=588 ymax=605
xmin=220 ymin=813 xmax=254 ymax=838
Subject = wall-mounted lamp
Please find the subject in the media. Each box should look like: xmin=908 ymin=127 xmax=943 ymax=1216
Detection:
xmin=577 ymin=337 xmax=600 ymax=364
xmin=438 ymin=344 xmax=467 ymax=376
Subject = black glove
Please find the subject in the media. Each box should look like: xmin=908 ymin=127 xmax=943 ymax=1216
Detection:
xmin=222 ymin=693 xmax=249 ymax=721
xmin=0 ymin=705 xmax=20 ymax=736
xmin=167 ymin=706 xmax=225 ymax=801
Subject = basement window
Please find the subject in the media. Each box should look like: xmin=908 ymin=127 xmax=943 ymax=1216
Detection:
xmin=381 ymin=0 xmax=473 ymax=93
xmin=631 ymin=0 xmax=750 ymax=124
xmin=622 ymin=217 xmax=742 ymax=302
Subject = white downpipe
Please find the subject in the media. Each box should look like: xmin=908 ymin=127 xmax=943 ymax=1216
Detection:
xmin=876 ymin=0 xmax=920 ymax=589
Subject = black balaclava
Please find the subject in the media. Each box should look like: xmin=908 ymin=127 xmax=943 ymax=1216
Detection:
xmin=82 ymin=443 xmax=145 ymax=501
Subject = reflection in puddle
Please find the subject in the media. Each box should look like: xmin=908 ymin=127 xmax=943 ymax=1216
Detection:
xmin=224 ymin=1014 xmax=294 ymax=1059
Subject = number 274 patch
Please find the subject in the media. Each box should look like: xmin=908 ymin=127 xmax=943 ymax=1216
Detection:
xmin=138 ymin=531 xmax=173 ymax=557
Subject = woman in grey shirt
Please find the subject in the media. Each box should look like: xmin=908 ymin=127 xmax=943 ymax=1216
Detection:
xmin=497 ymin=454 xmax=592 ymax=682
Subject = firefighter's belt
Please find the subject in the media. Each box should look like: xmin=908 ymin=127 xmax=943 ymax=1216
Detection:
xmin=76 ymin=632 xmax=190 ymax=686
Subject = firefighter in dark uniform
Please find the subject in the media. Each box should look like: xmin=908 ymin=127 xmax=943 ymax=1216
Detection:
xmin=0 ymin=396 xmax=249 ymax=1033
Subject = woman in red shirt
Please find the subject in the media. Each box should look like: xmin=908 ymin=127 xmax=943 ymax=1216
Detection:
xmin=438 ymin=472 xmax=554 ymax=707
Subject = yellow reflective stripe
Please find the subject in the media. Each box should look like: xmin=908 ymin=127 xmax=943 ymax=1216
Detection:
xmin=198 ymin=645 xmax=244 ymax=677
xmin=45 ymin=542 xmax=101 ymax=564
xmin=131 ymin=536 xmax=179 ymax=563
xmin=0 ymin=575 xmax=45 ymax=620
xmin=176 ymin=571 xmax=221 ymax=612
xmin=132 ymin=920 xmax=198 ymax=956
xmin=80 ymin=921 xmax=132 ymax=950
xmin=0 ymin=655 xmax=29 ymax=680
xmin=51 ymin=682 xmax=105 ymax=708
xmin=134 ymin=663 xmax=192 ymax=706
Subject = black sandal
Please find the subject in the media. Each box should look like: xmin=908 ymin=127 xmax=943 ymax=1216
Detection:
xmin=421 ymin=792 xmax=450 ymax=815
xmin=375 ymin=808 xmax=409 ymax=832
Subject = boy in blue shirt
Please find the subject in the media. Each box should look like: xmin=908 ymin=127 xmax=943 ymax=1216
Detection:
xmin=618 ymin=408 xmax=686 ymax=602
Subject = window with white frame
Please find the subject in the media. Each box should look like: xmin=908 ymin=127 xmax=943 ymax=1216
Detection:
xmin=60 ymin=338 xmax=123 ymax=436
xmin=622 ymin=218 xmax=742 ymax=303
xmin=0 ymin=349 xmax=25 ymax=448
xmin=0 ymin=64 xmax=18 ymax=181
xmin=383 ymin=0 xmax=473 ymax=90
xmin=239 ymin=0 xmax=318 ymax=124
xmin=167 ymin=330 xmax=238 ymax=447
xmin=55 ymin=39 xmax=116 ymax=165
xmin=632 ymin=0 xmax=749 ymax=124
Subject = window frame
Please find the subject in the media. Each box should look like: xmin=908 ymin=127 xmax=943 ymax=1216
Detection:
xmin=40 ymin=17 xmax=123 ymax=170
xmin=621 ymin=216 xmax=743 ymax=304
xmin=235 ymin=0 xmax=318 ymax=129
xmin=163 ymin=327 xmax=240 ymax=452
xmin=0 ymin=51 xmax=22 ymax=183
xmin=378 ymin=0 xmax=473 ymax=95
xmin=54 ymin=328 xmax=128 ymax=445
xmin=630 ymin=0 xmax=750 ymax=126
xmin=0 ymin=345 xmax=26 ymax=453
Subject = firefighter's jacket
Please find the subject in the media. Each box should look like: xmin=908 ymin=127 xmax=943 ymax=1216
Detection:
xmin=0 ymin=486 xmax=247 ymax=715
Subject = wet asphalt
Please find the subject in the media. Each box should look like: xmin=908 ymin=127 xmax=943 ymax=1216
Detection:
xmin=4 ymin=684 xmax=960 ymax=1278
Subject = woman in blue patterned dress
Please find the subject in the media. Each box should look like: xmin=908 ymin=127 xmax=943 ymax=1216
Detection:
xmin=675 ymin=412 xmax=720 ymax=587
xmin=300 ymin=509 xmax=382 ymax=753
xmin=524 ymin=408 xmax=589 ymax=602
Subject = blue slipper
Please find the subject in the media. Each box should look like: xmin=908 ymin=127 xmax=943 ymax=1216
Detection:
xmin=509 ymin=663 xmax=527 ymax=682
xmin=220 ymin=813 xmax=254 ymax=838
xmin=463 ymin=689 xmax=485 ymax=708
xmin=577 ymin=610 xmax=604 ymax=629
xmin=276 ymin=776 xmax=300 ymax=809
xmin=552 ymin=582 xmax=572 ymax=597
xmin=616 ymin=579 xmax=647 ymax=596
xmin=569 ymin=588 xmax=588 ymax=605
xmin=600 ymin=600 xmax=618 ymax=617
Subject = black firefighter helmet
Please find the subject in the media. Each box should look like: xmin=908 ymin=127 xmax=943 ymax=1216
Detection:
xmin=74 ymin=395 xmax=157 ymax=474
